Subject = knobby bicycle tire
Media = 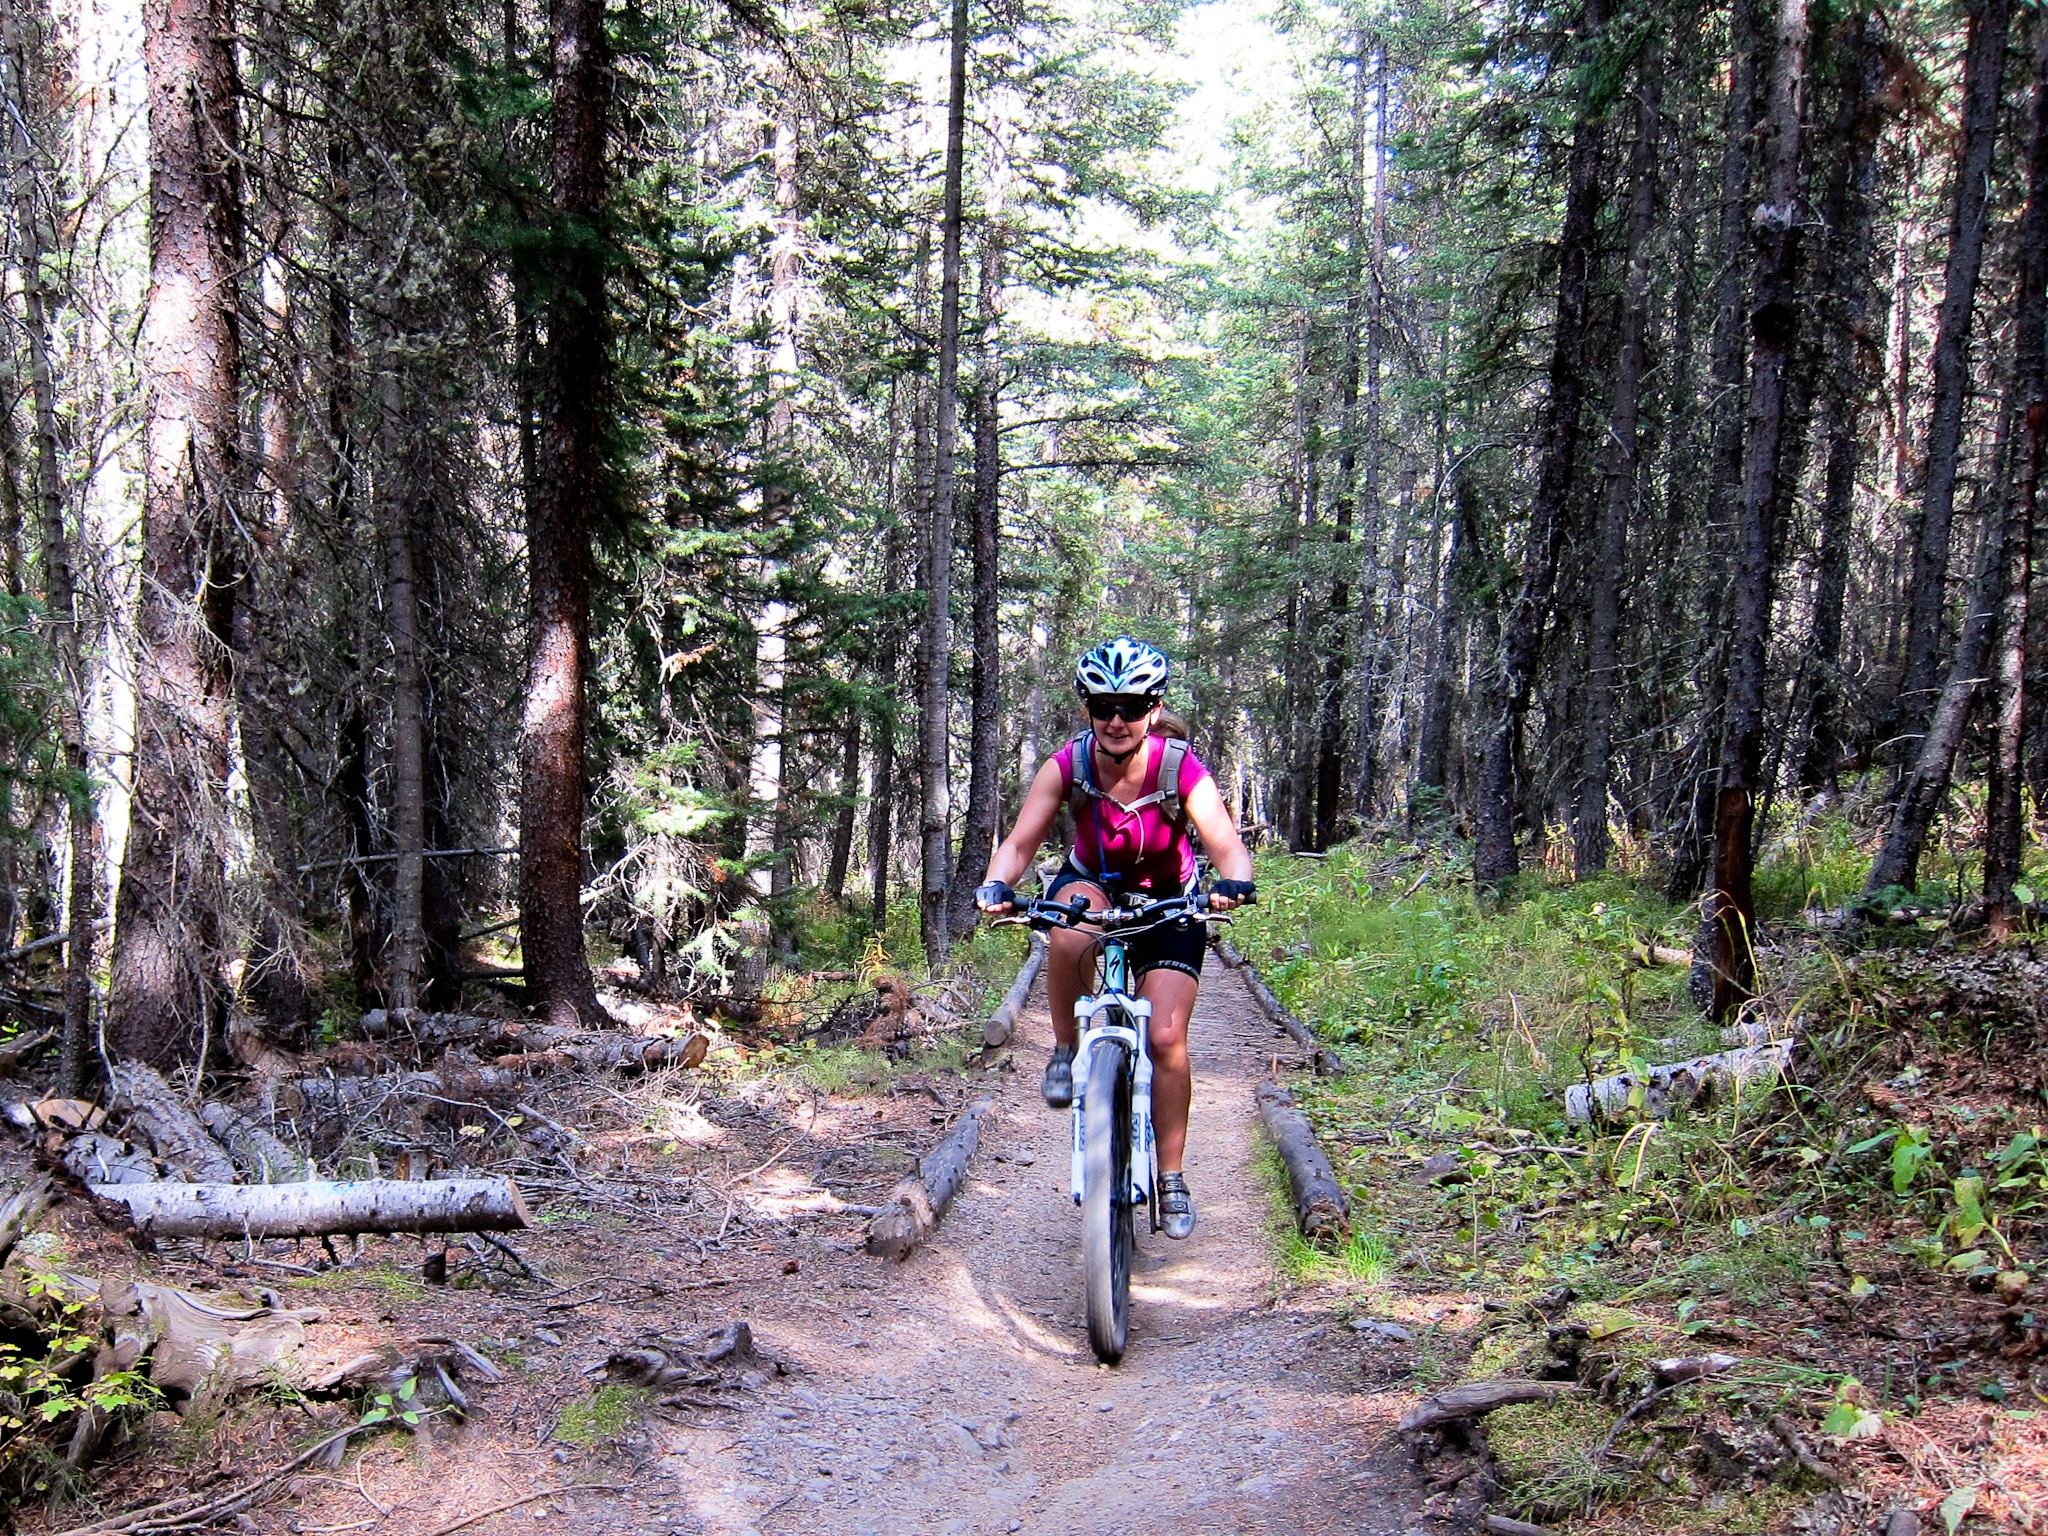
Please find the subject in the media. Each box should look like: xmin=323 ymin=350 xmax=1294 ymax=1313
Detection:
xmin=1083 ymin=1037 xmax=1134 ymax=1363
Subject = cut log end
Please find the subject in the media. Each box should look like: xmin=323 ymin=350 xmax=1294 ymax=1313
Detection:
xmin=1253 ymin=1082 xmax=1350 ymax=1242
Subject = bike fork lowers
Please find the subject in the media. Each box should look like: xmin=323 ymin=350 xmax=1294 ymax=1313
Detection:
xmin=1070 ymin=993 xmax=1157 ymax=1228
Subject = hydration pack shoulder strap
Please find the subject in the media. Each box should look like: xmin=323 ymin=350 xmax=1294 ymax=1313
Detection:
xmin=1066 ymin=732 xmax=1190 ymax=831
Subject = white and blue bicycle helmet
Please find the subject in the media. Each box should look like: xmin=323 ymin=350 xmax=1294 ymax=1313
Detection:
xmin=1074 ymin=636 xmax=1170 ymax=699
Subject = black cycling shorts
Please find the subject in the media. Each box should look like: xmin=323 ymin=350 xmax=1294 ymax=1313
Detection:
xmin=1043 ymin=863 xmax=1207 ymax=982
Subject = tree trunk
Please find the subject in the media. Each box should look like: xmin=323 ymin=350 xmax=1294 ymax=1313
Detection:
xmin=1896 ymin=0 xmax=2013 ymax=735
xmin=1798 ymin=9 xmax=1889 ymax=792
xmin=1413 ymin=476 xmax=1476 ymax=803
xmin=1868 ymin=511 xmax=2007 ymax=895
xmin=1472 ymin=0 xmax=1608 ymax=887
xmin=1986 ymin=23 xmax=2048 ymax=933
xmin=519 ymin=0 xmax=610 ymax=1030
xmin=1708 ymin=0 xmax=1812 ymax=1021
xmin=1 ymin=2 xmax=95 ymax=1092
xmin=1573 ymin=56 xmax=1659 ymax=879
xmin=920 ymin=0 xmax=969 ymax=965
xmin=379 ymin=382 xmax=426 ymax=1016
xmin=949 ymin=225 xmax=1004 ymax=935
xmin=1670 ymin=0 xmax=1766 ymax=908
xmin=1019 ymin=611 xmax=1046 ymax=802
xmin=111 ymin=0 xmax=244 ymax=1066
xmin=235 ymin=0 xmax=312 ymax=1040
xmin=1314 ymin=32 xmax=1375 ymax=852
xmin=871 ymin=380 xmax=907 ymax=935
xmin=825 ymin=709 xmax=861 ymax=902
xmin=1352 ymin=43 xmax=1391 ymax=823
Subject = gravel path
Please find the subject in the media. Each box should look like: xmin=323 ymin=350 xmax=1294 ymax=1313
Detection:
xmin=646 ymin=959 xmax=1422 ymax=1536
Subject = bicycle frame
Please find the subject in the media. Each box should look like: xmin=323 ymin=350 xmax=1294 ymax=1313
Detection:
xmin=1070 ymin=936 xmax=1156 ymax=1224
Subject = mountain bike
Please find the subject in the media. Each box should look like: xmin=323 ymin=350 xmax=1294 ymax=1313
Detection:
xmin=999 ymin=890 xmax=1221 ymax=1364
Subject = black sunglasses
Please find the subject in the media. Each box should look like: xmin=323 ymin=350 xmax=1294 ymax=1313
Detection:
xmin=1087 ymin=694 xmax=1159 ymax=723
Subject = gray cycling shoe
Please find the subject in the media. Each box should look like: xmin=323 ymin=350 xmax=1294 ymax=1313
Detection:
xmin=1160 ymin=1172 xmax=1195 ymax=1239
xmin=1042 ymin=1045 xmax=1075 ymax=1109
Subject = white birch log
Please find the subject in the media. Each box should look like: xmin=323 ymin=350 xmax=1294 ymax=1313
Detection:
xmin=1564 ymin=1040 xmax=1795 ymax=1123
xmin=88 ymin=1176 xmax=531 ymax=1238
xmin=983 ymin=933 xmax=1045 ymax=1047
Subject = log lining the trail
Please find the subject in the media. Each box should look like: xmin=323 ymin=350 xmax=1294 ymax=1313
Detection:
xmin=866 ymin=1096 xmax=995 ymax=1261
xmin=1216 ymin=939 xmax=1343 ymax=1075
xmin=89 ymin=1176 xmax=531 ymax=1238
xmin=1253 ymin=1081 xmax=1349 ymax=1242
xmin=983 ymin=933 xmax=1047 ymax=1047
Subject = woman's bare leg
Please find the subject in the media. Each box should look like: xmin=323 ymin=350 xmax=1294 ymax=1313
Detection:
xmin=1043 ymin=881 xmax=1108 ymax=1049
xmin=1138 ymin=968 xmax=1200 ymax=1172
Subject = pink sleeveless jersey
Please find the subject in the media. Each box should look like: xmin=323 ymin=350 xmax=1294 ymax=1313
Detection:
xmin=1053 ymin=735 xmax=1212 ymax=894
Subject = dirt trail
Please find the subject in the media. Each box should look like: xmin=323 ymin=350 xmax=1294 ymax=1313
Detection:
xmin=646 ymin=962 xmax=1422 ymax=1536
xmin=148 ymin=962 xmax=1422 ymax=1536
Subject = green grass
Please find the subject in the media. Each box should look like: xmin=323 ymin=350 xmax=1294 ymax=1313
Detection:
xmin=287 ymin=1262 xmax=427 ymax=1303
xmin=552 ymin=1386 xmax=647 ymax=1448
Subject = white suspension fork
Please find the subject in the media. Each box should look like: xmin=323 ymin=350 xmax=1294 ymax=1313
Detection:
xmin=1070 ymin=993 xmax=1152 ymax=1206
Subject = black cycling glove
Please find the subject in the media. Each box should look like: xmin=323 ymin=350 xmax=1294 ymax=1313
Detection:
xmin=975 ymin=880 xmax=1015 ymax=910
xmin=1212 ymin=879 xmax=1257 ymax=904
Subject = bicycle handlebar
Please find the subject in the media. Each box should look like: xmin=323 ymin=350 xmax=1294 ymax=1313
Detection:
xmin=992 ymin=891 xmax=1236 ymax=936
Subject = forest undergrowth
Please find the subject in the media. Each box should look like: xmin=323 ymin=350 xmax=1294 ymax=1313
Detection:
xmin=1236 ymin=796 xmax=2048 ymax=1534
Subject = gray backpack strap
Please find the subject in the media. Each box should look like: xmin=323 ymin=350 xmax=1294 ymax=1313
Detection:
xmin=1156 ymin=736 xmax=1190 ymax=829
xmin=1066 ymin=730 xmax=1098 ymax=824
xmin=1094 ymin=736 xmax=1191 ymax=827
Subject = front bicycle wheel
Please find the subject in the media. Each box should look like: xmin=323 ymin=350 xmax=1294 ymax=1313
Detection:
xmin=1082 ymin=1038 xmax=1134 ymax=1364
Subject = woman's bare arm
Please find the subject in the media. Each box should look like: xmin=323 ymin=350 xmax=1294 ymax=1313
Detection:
xmin=1184 ymin=774 xmax=1253 ymax=905
xmin=977 ymin=757 xmax=1070 ymax=907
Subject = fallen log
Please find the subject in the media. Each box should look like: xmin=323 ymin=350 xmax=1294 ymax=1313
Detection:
xmin=200 ymin=1103 xmax=311 ymax=1183
xmin=1218 ymin=943 xmax=1342 ymax=1075
xmin=61 ymin=1132 xmax=159 ymax=1185
xmin=1563 ymin=1040 xmax=1795 ymax=1123
xmin=1253 ymin=1082 xmax=1349 ymax=1242
xmin=867 ymin=1097 xmax=994 ymax=1262
xmin=88 ymin=1176 xmax=531 ymax=1239
xmin=1399 ymin=1379 xmax=1584 ymax=1435
xmin=272 ymin=1063 xmax=525 ymax=1131
xmin=109 ymin=1062 xmax=238 ymax=1183
xmin=984 ymin=933 xmax=1046 ymax=1048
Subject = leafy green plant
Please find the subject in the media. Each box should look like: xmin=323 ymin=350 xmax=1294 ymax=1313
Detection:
xmin=0 ymin=1274 xmax=159 ymax=1478
xmin=359 ymin=1374 xmax=429 ymax=1429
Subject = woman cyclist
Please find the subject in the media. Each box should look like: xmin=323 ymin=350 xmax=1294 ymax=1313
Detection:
xmin=974 ymin=637 xmax=1255 ymax=1240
